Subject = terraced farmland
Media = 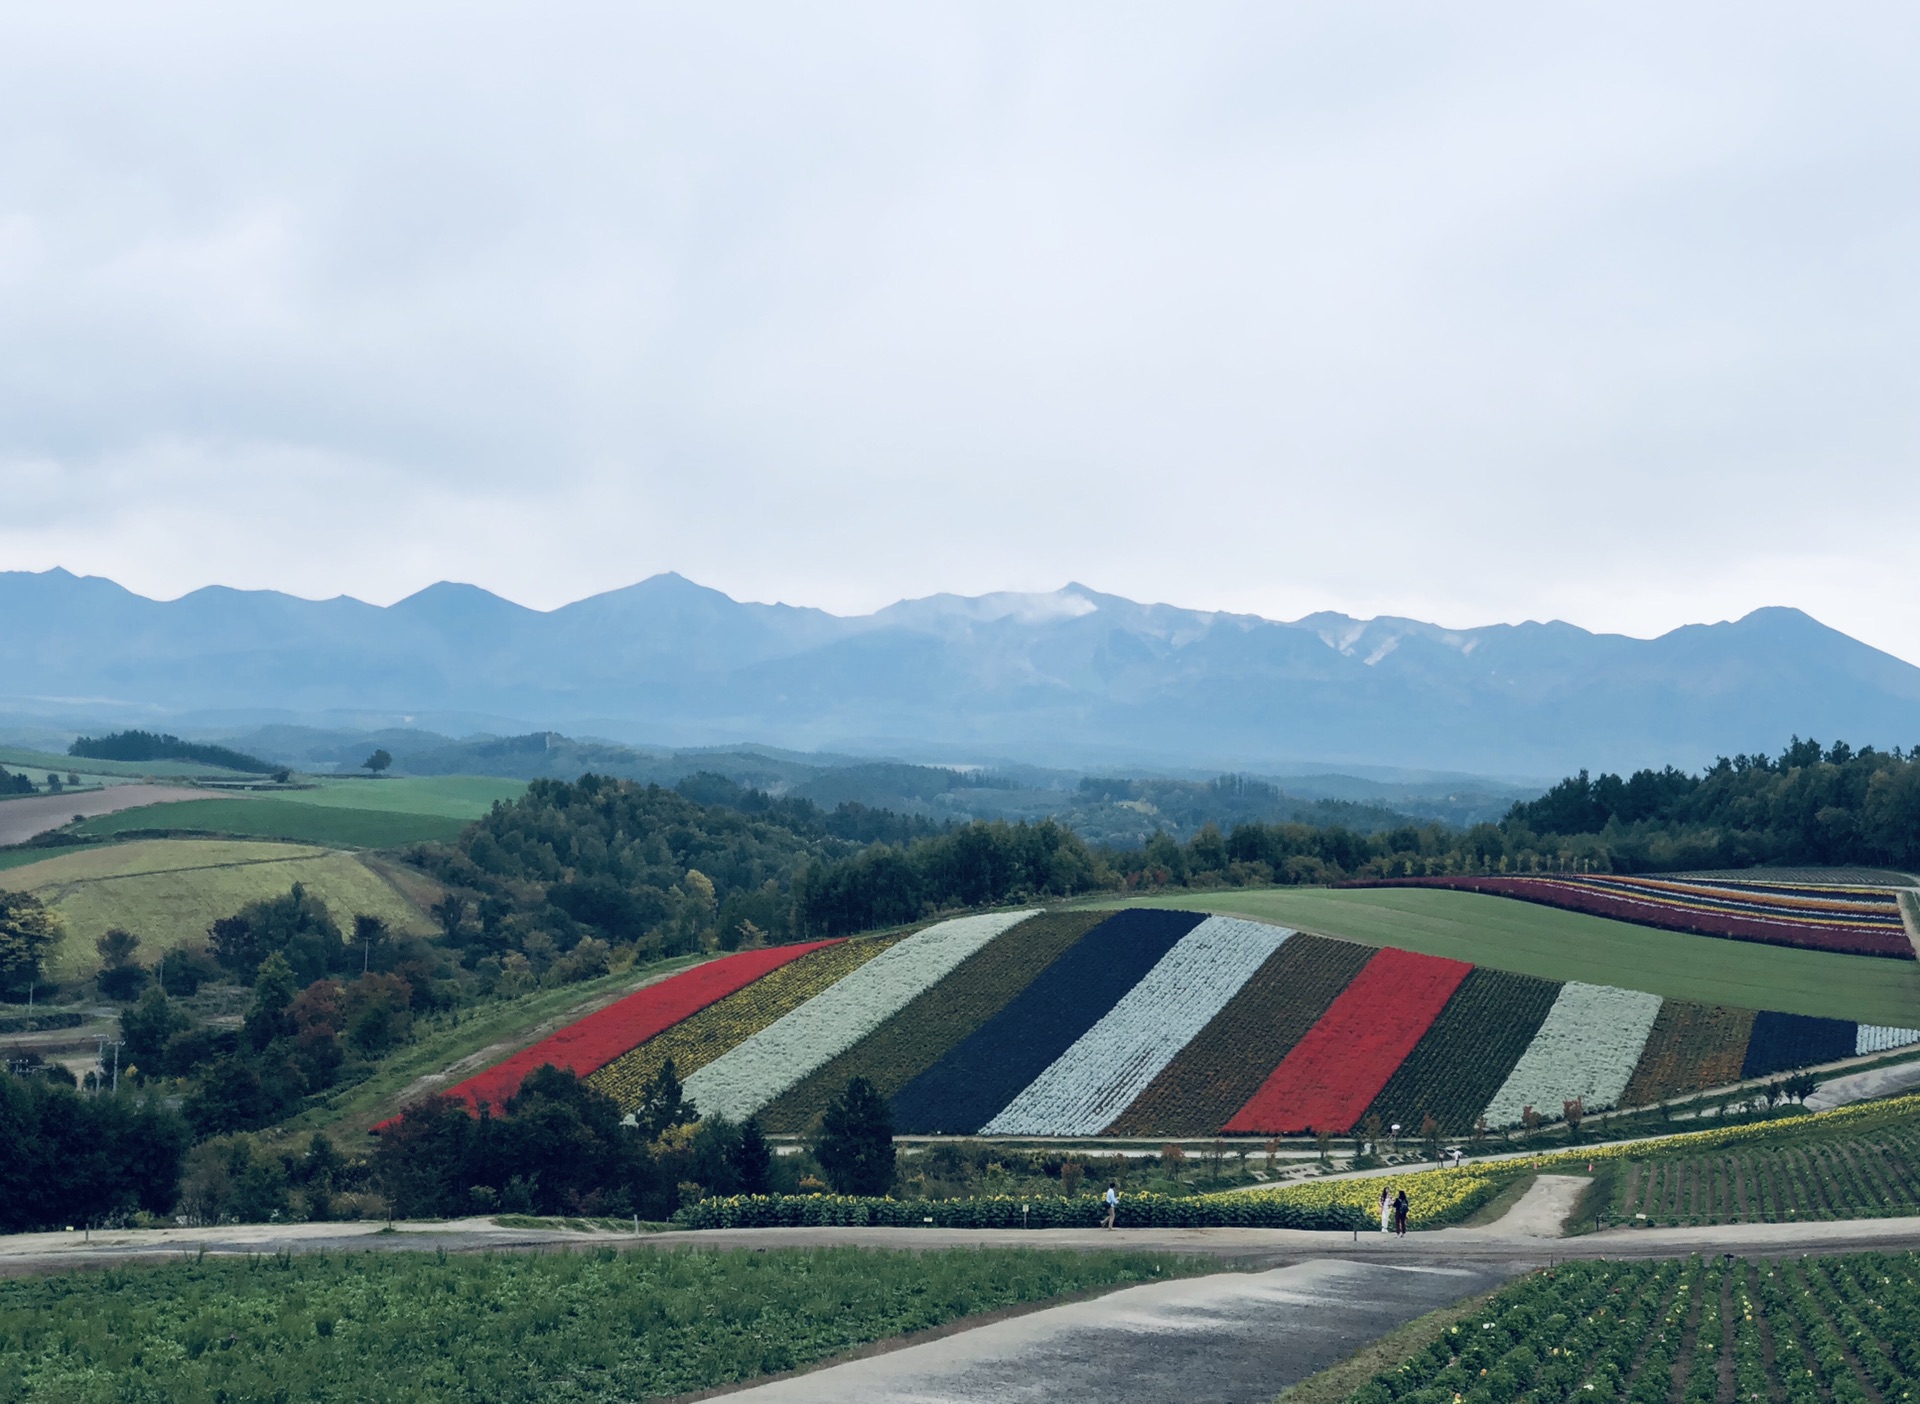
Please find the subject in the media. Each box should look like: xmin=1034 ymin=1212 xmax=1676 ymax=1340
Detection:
xmin=428 ymin=907 xmax=1920 ymax=1138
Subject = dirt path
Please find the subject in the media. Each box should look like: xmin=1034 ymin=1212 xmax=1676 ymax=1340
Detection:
xmin=0 ymin=785 xmax=231 ymax=848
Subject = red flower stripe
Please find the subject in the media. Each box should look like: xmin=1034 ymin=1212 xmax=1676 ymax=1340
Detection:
xmin=1223 ymin=948 xmax=1472 ymax=1135
xmin=434 ymin=941 xmax=842 ymax=1115
xmin=1342 ymin=876 xmax=1913 ymax=960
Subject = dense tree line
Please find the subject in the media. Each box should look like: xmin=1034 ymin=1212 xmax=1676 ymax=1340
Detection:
xmin=67 ymin=729 xmax=273 ymax=773
xmin=0 ymin=765 xmax=33 ymax=796
xmin=0 ymin=1073 xmax=187 ymax=1231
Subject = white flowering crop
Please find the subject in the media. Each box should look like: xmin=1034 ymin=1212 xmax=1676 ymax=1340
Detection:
xmin=1481 ymin=981 xmax=1662 ymax=1128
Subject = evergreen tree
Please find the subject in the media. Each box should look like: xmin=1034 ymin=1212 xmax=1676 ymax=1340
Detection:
xmin=815 ymin=1076 xmax=894 ymax=1196
xmin=638 ymin=1058 xmax=696 ymax=1141
xmin=732 ymin=1116 xmax=773 ymax=1195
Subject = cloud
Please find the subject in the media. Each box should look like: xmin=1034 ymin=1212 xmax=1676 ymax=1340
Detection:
xmin=0 ymin=1 xmax=1916 ymax=660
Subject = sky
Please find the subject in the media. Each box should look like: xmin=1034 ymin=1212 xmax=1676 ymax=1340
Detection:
xmin=2 ymin=3 xmax=1918 ymax=661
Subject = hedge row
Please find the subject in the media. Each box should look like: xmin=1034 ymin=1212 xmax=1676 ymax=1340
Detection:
xmin=671 ymin=1191 xmax=1371 ymax=1232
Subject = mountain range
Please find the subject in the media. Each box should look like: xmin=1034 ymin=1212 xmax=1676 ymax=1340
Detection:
xmin=5 ymin=567 xmax=1919 ymax=777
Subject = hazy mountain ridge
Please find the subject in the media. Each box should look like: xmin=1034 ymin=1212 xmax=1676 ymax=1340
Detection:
xmin=5 ymin=568 xmax=1918 ymax=775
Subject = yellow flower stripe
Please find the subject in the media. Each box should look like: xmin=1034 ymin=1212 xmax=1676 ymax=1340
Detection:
xmin=1220 ymin=1092 xmax=1920 ymax=1228
xmin=1231 ymin=1166 xmax=1504 ymax=1229
xmin=587 ymin=934 xmax=905 ymax=1111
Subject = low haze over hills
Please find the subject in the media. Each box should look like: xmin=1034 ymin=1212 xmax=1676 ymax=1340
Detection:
xmin=5 ymin=568 xmax=1918 ymax=777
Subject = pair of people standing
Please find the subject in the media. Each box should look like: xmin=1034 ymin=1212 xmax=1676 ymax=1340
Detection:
xmin=1377 ymin=1186 xmax=1410 ymax=1235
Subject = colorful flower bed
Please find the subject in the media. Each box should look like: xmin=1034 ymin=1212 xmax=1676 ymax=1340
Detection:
xmin=1363 ymin=968 xmax=1561 ymax=1134
xmin=683 ymin=910 xmax=1038 ymax=1122
xmin=1617 ymin=1000 xmax=1757 ymax=1106
xmin=671 ymin=1190 xmax=1368 ymax=1231
xmin=434 ymin=941 xmax=838 ymax=1113
xmin=756 ymin=910 xmax=1101 ymax=1134
xmin=1740 ymin=1010 xmax=1857 ymax=1080
xmin=1342 ymin=874 xmax=1915 ymax=958
xmin=1236 ymin=1163 xmax=1504 ymax=1229
xmin=1224 ymin=949 xmax=1472 ymax=1135
xmin=982 ymin=917 xmax=1293 ymax=1136
xmin=1480 ymin=981 xmax=1663 ymax=1127
xmin=889 ymin=909 xmax=1202 ymax=1135
xmin=1856 ymin=1023 xmax=1920 ymax=1055
xmin=586 ymin=936 xmax=901 ymax=1111
xmin=1104 ymin=935 xmax=1373 ymax=1137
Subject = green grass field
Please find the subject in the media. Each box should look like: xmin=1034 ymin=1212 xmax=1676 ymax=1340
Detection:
xmin=1104 ymin=886 xmax=1920 ymax=1025
xmin=269 ymin=775 xmax=527 ymax=818
xmin=72 ymin=797 xmax=467 ymax=848
xmin=0 ymin=743 xmax=254 ymax=781
xmin=0 ymin=839 xmax=437 ymax=979
xmin=0 ymin=1247 xmax=1199 ymax=1402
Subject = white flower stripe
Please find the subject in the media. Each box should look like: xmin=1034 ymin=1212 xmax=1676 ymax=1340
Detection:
xmin=1857 ymin=1025 xmax=1920 ymax=1056
xmin=1481 ymin=981 xmax=1662 ymax=1128
xmin=683 ymin=909 xmax=1039 ymax=1122
xmin=980 ymin=916 xmax=1295 ymax=1136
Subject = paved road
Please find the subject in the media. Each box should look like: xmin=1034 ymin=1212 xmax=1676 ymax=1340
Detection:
xmin=722 ymin=1259 xmax=1510 ymax=1404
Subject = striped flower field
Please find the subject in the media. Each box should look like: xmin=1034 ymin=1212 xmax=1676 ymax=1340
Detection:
xmin=412 ymin=907 xmax=1920 ymax=1139
xmin=1343 ymin=872 xmax=1916 ymax=958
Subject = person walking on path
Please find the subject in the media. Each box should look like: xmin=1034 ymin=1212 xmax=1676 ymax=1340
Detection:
xmin=1379 ymin=1186 xmax=1392 ymax=1233
xmin=1104 ymin=1183 xmax=1118 ymax=1230
xmin=1392 ymin=1189 xmax=1410 ymax=1236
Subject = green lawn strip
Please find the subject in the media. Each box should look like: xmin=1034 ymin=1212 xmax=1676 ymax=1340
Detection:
xmin=72 ymin=798 xmax=465 ymax=848
xmin=1100 ymin=888 xmax=1920 ymax=1024
xmin=1271 ymin=1284 xmax=1507 ymax=1404
xmin=0 ymin=1245 xmax=1207 ymax=1401
xmin=268 ymin=954 xmax=713 ymax=1152
xmin=758 ymin=910 xmax=1107 ymax=1134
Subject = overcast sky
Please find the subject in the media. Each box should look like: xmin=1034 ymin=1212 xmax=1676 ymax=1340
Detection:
xmin=2 ymin=3 xmax=1917 ymax=659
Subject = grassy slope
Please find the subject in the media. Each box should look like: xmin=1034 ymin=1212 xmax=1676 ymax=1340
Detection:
xmin=72 ymin=797 xmax=466 ymax=847
xmin=0 ymin=744 xmax=253 ymax=781
xmin=0 ymin=839 xmax=436 ymax=979
xmin=1103 ymin=887 xmax=1920 ymax=1025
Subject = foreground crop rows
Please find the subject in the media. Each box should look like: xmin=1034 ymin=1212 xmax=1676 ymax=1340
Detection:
xmin=1345 ymin=1252 xmax=1920 ymax=1404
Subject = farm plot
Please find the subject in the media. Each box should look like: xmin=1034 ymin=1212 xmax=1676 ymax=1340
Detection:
xmin=1480 ymin=981 xmax=1663 ymax=1127
xmin=1618 ymin=1000 xmax=1757 ymax=1107
xmin=1343 ymin=1254 xmax=1920 ymax=1404
xmin=757 ymin=910 xmax=1107 ymax=1134
xmin=1105 ymin=933 xmax=1374 ymax=1137
xmin=981 ymin=916 xmax=1293 ymax=1136
xmin=1344 ymin=873 xmax=1915 ymax=958
xmin=1223 ymin=948 xmax=1471 ymax=1135
xmin=1741 ymin=1011 xmax=1860 ymax=1080
xmin=682 ymin=910 xmax=1038 ymax=1123
xmin=442 ymin=941 xmax=838 ymax=1113
xmin=587 ymin=935 xmax=900 ymax=1112
xmin=0 ymin=838 xmax=434 ymax=979
xmin=1363 ymin=967 xmax=1561 ymax=1135
xmin=889 ymin=908 xmax=1201 ymax=1135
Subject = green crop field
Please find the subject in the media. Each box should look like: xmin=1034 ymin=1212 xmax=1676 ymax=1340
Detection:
xmin=0 ymin=839 xmax=437 ymax=979
xmin=1106 ymin=887 xmax=1920 ymax=1026
xmin=264 ymin=775 xmax=526 ymax=818
xmin=72 ymin=797 xmax=467 ymax=848
xmin=0 ymin=1246 xmax=1200 ymax=1401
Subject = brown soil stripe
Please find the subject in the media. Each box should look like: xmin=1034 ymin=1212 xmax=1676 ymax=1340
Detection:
xmin=1620 ymin=1002 xmax=1758 ymax=1107
xmin=1103 ymin=933 xmax=1374 ymax=1137
xmin=585 ymin=935 xmax=903 ymax=1111
xmin=1363 ymin=966 xmax=1561 ymax=1136
xmin=756 ymin=910 xmax=1108 ymax=1134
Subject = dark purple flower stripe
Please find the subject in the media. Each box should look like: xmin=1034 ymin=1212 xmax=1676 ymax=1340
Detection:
xmin=1740 ymin=1011 xmax=1857 ymax=1080
xmin=1342 ymin=876 xmax=1915 ymax=959
xmin=888 ymin=908 xmax=1204 ymax=1134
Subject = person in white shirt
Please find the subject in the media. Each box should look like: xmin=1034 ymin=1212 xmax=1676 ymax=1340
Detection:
xmin=1104 ymin=1184 xmax=1118 ymax=1230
